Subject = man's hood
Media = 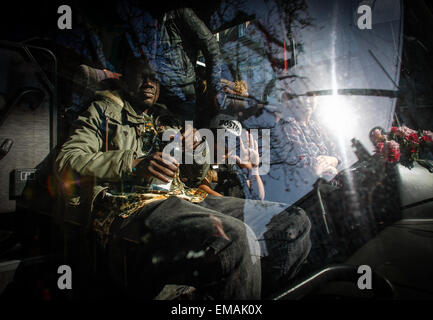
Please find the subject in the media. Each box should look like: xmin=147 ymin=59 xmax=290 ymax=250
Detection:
xmin=95 ymin=89 xmax=174 ymax=125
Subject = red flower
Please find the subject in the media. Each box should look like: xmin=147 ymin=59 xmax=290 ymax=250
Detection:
xmin=375 ymin=142 xmax=385 ymax=153
xmin=395 ymin=126 xmax=417 ymax=140
xmin=422 ymin=130 xmax=433 ymax=142
xmin=384 ymin=140 xmax=401 ymax=163
xmin=421 ymin=135 xmax=433 ymax=143
xmin=390 ymin=127 xmax=398 ymax=134
xmin=406 ymin=133 xmax=420 ymax=144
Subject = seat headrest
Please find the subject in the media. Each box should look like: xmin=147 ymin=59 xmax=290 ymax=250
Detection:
xmin=72 ymin=65 xmax=122 ymax=102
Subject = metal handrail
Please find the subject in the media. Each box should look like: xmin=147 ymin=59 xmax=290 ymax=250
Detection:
xmin=272 ymin=264 xmax=396 ymax=300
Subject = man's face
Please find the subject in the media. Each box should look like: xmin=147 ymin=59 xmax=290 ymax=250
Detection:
xmin=297 ymin=96 xmax=316 ymax=112
xmin=292 ymin=96 xmax=317 ymax=121
xmin=125 ymin=63 xmax=160 ymax=106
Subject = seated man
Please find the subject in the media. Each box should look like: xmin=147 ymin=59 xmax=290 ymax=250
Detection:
xmin=55 ymin=57 xmax=311 ymax=299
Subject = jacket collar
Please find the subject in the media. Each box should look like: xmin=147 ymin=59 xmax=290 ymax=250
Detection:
xmin=95 ymin=90 xmax=168 ymax=125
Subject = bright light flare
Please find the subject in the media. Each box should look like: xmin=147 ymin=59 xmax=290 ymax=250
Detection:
xmin=316 ymin=94 xmax=358 ymax=139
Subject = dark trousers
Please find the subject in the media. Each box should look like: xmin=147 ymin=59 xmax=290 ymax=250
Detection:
xmin=104 ymin=195 xmax=311 ymax=299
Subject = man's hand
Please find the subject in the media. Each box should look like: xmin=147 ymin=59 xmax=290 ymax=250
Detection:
xmin=221 ymin=79 xmax=249 ymax=97
xmin=133 ymin=152 xmax=179 ymax=182
xmin=232 ymin=131 xmax=260 ymax=170
xmin=314 ymin=155 xmax=338 ymax=176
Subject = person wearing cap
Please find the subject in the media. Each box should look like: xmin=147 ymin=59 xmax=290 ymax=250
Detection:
xmin=199 ymin=114 xmax=265 ymax=201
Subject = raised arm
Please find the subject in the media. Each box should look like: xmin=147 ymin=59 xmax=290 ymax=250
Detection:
xmin=177 ymin=8 xmax=223 ymax=99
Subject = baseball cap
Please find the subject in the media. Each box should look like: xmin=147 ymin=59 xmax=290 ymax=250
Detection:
xmin=209 ymin=114 xmax=242 ymax=137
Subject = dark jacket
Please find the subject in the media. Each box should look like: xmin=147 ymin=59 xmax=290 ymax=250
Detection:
xmin=157 ymin=8 xmax=222 ymax=97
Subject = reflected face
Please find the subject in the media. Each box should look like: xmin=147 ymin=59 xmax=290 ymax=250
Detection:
xmin=302 ymin=96 xmax=318 ymax=114
xmin=305 ymin=96 xmax=316 ymax=110
xmin=293 ymin=96 xmax=317 ymax=121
